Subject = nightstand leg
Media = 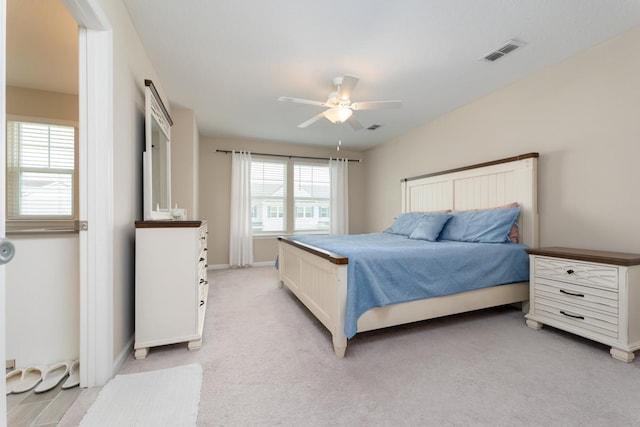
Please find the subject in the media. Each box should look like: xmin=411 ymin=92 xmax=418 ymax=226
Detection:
xmin=526 ymin=319 xmax=543 ymax=330
xmin=610 ymin=347 xmax=635 ymax=362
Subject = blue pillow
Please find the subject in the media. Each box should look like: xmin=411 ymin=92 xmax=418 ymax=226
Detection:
xmin=384 ymin=212 xmax=426 ymax=236
xmin=409 ymin=214 xmax=453 ymax=241
xmin=438 ymin=207 xmax=521 ymax=243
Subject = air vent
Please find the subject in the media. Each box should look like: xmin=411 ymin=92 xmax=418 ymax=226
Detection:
xmin=367 ymin=124 xmax=381 ymax=130
xmin=482 ymin=39 xmax=526 ymax=62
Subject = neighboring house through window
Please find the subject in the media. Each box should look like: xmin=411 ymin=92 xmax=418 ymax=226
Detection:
xmin=250 ymin=157 xmax=331 ymax=235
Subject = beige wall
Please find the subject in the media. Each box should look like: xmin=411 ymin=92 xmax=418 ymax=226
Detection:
xmin=98 ymin=0 xmax=168 ymax=361
xmin=171 ymin=107 xmax=199 ymax=218
xmin=199 ymin=137 xmax=365 ymax=266
xmin=7 ymin=86 xmax=78 ymax=121
xmin=364 ymin=26 xmax=640 ymax=253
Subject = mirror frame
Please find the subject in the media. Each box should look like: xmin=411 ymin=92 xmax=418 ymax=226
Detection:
xmin=143 ymin=79 xmax=173 ymax=220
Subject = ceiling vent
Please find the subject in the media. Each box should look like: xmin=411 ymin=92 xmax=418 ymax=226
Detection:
xmin=482 ymin=39 xmax=526 ymax=62
xmin=367 ymin=124 xmax=381 ymax=130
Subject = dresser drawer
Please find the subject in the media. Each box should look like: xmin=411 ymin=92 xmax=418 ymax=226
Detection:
xmin=535 ymin=296 xmax=618 ymax=338
xmin=534 ymin=256 xmax=618 ymax=290
xmin=534 ymin=277 xmax=618 ymax=314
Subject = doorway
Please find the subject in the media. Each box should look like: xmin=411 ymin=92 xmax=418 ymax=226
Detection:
xmin=2 ymin=0 xmax=114 ymax=422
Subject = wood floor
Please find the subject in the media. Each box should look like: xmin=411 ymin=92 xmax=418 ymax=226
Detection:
xmin=6 ymin=383 xmax=81 ymax=427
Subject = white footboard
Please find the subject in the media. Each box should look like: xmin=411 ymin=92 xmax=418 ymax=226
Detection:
xmin=278 ymin=237 xmax=348 ymax=357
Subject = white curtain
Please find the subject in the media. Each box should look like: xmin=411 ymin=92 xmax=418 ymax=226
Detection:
xmin=229 ymin=151 xmax=253 ymax=267
xmin=329 ymin=158 xmax=349 ymax=235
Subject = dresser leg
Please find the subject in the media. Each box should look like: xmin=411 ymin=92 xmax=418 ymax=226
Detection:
xmin=526 ymin=319 xmax=543 ymax=330
xmin=134 ymin=347 xmax=149 ymax=359
xmin=610 ymin=347 xmax=634 ymax=362
xmin=188 ymin=338 xmax=202 ymax=351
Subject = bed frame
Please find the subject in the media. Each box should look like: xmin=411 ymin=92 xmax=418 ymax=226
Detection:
xmin=278 ymin=153 xmax=539 ymax=357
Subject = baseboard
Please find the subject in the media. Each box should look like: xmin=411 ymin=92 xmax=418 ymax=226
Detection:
xmin=252 ymin=261 xmax=276 ymax=267
xmin=208 ymin=261 xmax=276 ymax=270
xmin=113 ymin=335 xmax=134 ymax=376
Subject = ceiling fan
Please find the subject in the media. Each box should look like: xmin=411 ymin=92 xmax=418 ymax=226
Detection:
xmin=278 ymin=74 xmax=402 ymax=131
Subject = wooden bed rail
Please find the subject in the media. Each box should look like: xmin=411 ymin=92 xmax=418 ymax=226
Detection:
xmin=277 ymin=236 xmax=348 ymax=265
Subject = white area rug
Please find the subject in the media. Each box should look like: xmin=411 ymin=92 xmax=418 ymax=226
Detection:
xmin=79 ymin=364 xmax=202 ymax=427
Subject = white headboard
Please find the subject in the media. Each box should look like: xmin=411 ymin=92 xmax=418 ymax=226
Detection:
xmin=401 ymin=153 xmax=539 ymax=248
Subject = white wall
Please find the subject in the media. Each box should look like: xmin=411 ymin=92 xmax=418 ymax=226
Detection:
xmin=364 ymin=26 xmax=640 ymax=254
xmin=5 ymin=87 xmax=79 ymax=367
xmin=6 ymin=235 xmax=79 ymax=367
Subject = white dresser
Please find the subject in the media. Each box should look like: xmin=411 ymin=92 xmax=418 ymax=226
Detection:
xmin=134 ymin=220 xmax=208 ymax=359
xmin=525 ymin=247 xmax=640 ymax=362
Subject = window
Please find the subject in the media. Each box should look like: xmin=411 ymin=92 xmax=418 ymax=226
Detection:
xmin=250 ymin=159 xmax=287 ymax=233
xmin=6 ymin=119 xmax=77 ymax=223
xmin=250 ymin=158 xmax=332 ymax=235
xmin=293 ymin=162 xmax=329 ymax=232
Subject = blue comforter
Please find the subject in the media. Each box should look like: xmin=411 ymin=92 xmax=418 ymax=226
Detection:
xmin=289 ymin=233 xmax=529 ymax=338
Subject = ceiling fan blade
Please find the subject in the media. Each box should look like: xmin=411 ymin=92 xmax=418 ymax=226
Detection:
xmin=297 ymin=112 xmax=326 ymax=128
xmin=337 ymin=74 xmax=359 ymax=101
xmin=278 ymin=96 xmax=327 ymax=107
xmin=346 ymin=115 xmax=363 ymax=131
xmin=350 ymin=100 xmax=403 ymax=110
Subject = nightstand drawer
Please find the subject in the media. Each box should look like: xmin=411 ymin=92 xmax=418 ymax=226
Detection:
xmin=534 ymin=277 xmax=618 ymax=313
xmin=535 ymin=296 xmax=618 ymax=338
xmin=535 ymin=256 xmax=618 ymax=290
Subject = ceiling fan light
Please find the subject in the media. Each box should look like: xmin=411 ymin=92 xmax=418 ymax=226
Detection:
xmin=324 ymin=107 xmax=352 ymax=124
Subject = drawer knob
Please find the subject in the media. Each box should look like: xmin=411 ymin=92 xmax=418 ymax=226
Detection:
xmin=560 ymin=310 xmax=584 ymax=320
xmin=566 ymin=269 xmax=575 ymax=275
xmin=559 ymin=289 xmax=584 ymax=298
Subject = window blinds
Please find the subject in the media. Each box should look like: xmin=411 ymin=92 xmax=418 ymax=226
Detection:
xmin=6 ymin=121 xmax=75 ymax=218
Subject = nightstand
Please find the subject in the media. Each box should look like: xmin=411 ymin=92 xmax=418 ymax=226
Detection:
xmin=525 ymin=247 xmax=640 ymax=362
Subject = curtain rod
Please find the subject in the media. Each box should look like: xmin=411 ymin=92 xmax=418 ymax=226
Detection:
xmin=215 ymin=149 xmax=361 ymax=163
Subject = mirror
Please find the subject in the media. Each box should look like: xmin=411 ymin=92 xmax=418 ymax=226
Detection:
xmin=143 ymin=79 xmax=173 ymax=220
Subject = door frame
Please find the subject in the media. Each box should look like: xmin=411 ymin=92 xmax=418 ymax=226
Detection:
xmin=1 ymin=0 xmax=115 ymax=403
xmin=62 ymin=0 xmax=114 ymax=388
xmin=1 ymin=0 xmax=8 ymax=416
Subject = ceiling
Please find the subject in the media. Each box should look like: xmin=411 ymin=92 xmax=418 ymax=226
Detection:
xmin=7 ymin=1 xmax=640 ymax=151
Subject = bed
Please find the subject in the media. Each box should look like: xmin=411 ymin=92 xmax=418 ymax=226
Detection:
xmin=277 ymin=153 xmax=539 ymax=357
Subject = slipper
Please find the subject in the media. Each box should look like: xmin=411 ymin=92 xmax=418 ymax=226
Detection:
xmin=12 ymin=366 xmax=45 ymax=394
xmin=5 ymin=369 xmax=23 ymax=395
xmin=34 ymin=361 xmax=70 ymax=393
xmin=62 ymin=359 xmax=80 ymax=389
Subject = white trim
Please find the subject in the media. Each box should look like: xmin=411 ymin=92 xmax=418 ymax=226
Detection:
xmin=208 ymin=261 xmax=276 ymax=270
xmin=1 ymin=0 xmax=8 ymax=413
xmin=62 ymin=0 xmax=110 ymax=31
xmin=66 ymin=0 xmax=115 ymax=389
xmin=252 ymin=261 xmax=276 ymax=267
xmin=78 ymin=25 xmax=114 ymax=388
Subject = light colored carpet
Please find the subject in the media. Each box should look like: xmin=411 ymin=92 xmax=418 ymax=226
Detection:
xmin=61 ymin=266 xmax=640 ymax=426
xmin=77 ymin=364 xmax=201 ymax=427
